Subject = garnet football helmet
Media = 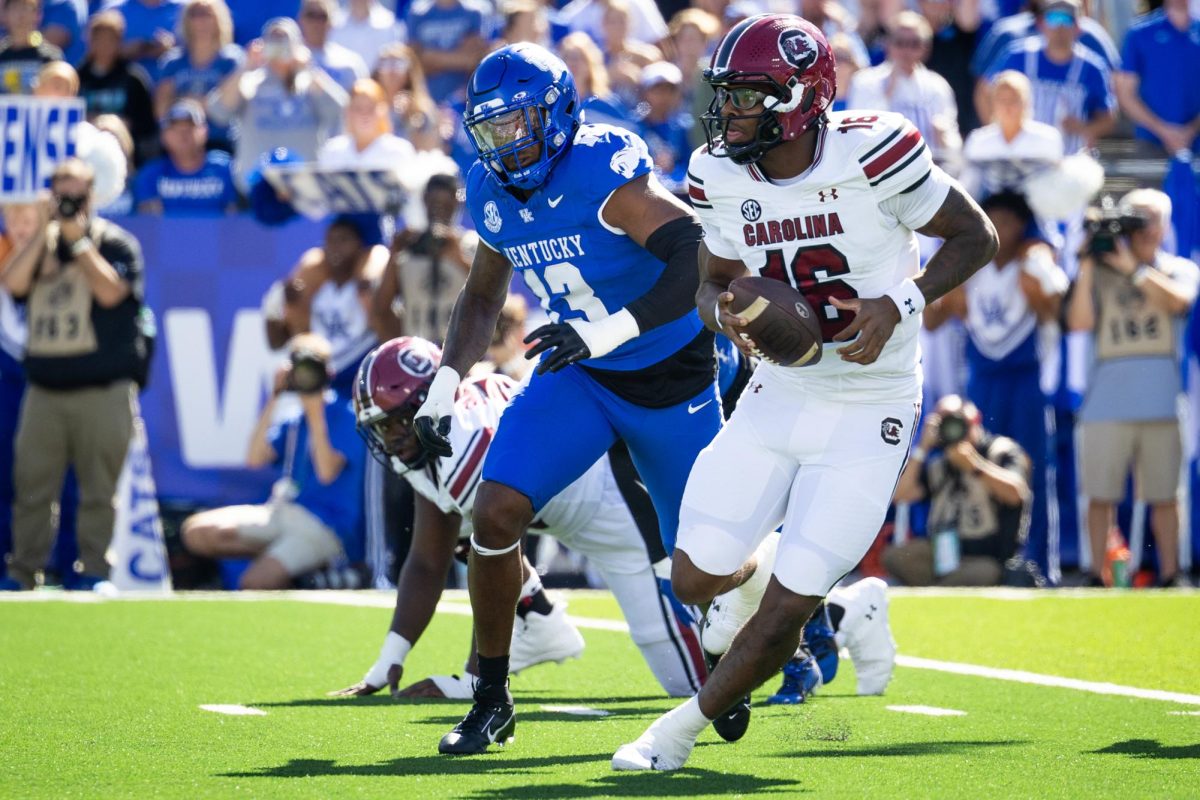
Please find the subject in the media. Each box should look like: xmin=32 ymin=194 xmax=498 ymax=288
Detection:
xmin=354 ymin=337 xmax=444 ymax=473
xmin=702 ymin=14 xmax=837 ymax=164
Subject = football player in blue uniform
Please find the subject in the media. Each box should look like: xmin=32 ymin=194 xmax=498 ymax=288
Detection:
xmin=412 ymin=43 xmax=722 ymax=755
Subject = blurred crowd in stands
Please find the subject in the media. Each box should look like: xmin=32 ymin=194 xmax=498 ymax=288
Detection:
xmin=1 ymin=0 xmax=1200 ymax=592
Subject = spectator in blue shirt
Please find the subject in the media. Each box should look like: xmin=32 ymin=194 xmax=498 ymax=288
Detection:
xmin=297 ymin=0 xmax=368 ymax=92
xmin=1115 ymin=0 xmax=1200 ymax=157
xmin=134 ymin=99 xmax=238 ymax=214
xmin=971 ymin=0 xmax=1121 ymax=77
xmin=155 ymin=0 xmax=243 ymax=152
xmin=981 ymin=0 xmax=1116 ymax=154
xmin=404 ymin=0 xmax=489 ymax=104
xmin=225 ymin=0 xmax=298 ymax=46
xmin=180 ymin=333 xmax=366 ymax=590
xmin=107 ymin=0 xmax=184 ymax=85
xmin=41 ymin=0 xmax=86 ymax=64
xmin=634 ymin=60 xmax=691 ymax=196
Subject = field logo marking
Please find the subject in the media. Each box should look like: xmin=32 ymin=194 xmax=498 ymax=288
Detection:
xmin=199 ymin=704 xmax=266 ymax=716
xmin=886 ymin=705 xmax=966 ymax=717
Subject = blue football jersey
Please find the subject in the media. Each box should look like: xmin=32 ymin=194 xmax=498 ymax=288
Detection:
xmin=465 ymin=123 xmax=703 ymax=371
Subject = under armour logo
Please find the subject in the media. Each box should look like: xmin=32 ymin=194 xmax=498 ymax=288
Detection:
xmin=519 ymin=208 xmax=534 ymax=223
xmin=904 ymin=298 xmax=915 ymax=315
xmin=819 ymin=188 xmax=838 ymax=202
xmin=865 ymin=603 xmax=878 ymax=620
xmin=752 ymin=383 xmax=763 ymax=394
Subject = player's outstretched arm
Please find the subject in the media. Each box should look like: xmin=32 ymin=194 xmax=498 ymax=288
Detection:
xmin=414 ymin=244 xmax=512 ymax=457
xmin=913 ymin=184 xmax=999 ymax=304
xmin=525 ymin=173 xmax=705 ymax=374
xmin=329 ymin=495 xmax=463 ymax=698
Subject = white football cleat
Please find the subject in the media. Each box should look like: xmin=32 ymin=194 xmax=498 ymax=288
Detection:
xmin=702 ymin=532 xmax=780 ymax=656
xmin=829 ymin=577 xmax=896 ymax=695
xmin=612 ymin=715 xmax=697 ymax=772
xmin=510 ymin=602 xmax=585 ymax=674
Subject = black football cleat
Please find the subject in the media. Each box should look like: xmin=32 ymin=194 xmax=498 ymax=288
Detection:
xmin=704 ymin=651 xmax=751 ymax=742
xmin=438 ymin=686 xmax=516 ymax=755
xmin=712 ymin=694 xmax=752 ymax=742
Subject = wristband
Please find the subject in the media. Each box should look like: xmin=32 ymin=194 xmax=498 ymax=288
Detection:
xmin=567 ymin=308 xmax=638 ymax=358
xmin=69 ymin=236 xmax=94 ymax=258
xmin=379 ymin=631 xmax=412 ymax=665
xmin=909 ymin=447 xmax=927 ymax=463
xmin=884 ymin=277 xmax=926 ymax=320
xmin=1131 ymin=267 xmax=1150 ymax=287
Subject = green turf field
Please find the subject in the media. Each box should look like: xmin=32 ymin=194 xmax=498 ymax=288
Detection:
xmin=1 ymin=590 xmax=1197 ymax=799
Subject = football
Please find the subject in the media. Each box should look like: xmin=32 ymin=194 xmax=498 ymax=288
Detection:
xmin=727 ymin=276 xmax=823 ymax=367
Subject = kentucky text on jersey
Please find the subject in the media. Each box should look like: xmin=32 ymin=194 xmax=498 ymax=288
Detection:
xmin=501 ymin=234 xmax=587 ymax=268
xmin=743 ymin=212 xmax=844 ymax=247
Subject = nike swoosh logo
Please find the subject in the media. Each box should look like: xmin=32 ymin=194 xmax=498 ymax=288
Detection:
xmin=486 ymin=711 xmax=512 ymax=743
xmin=548 ymin=195 xmax=564 ymax=207
xmin=687 ymin=399 xmax=713 ymax=414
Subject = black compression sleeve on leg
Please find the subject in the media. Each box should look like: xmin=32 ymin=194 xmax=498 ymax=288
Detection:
xmin=627 ymin=215 xmax=704 ymax=332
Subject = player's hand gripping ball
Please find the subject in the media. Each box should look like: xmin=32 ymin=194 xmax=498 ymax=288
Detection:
xmin=726 ymin=277 xmax=823 ymax=367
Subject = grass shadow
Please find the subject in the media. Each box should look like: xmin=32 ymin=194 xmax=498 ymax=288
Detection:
xmin=220 ymin=757 xmax=803 ymax=798
xmin=1090 ymin=739 xmax=1200 ymax=760
xmin=781 ymin=740 xmax=1028 ymax=758
xmin=466 ymin=768 xmax=804 ymax=798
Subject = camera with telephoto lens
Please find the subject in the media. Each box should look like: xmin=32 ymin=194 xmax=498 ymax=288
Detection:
xmin=55 ymin=193 xmax=87 ymax=218
xmin=937 ymin=409 xmax=969 ymax=448
xmin=287 ymin=347 xmax=331 ymax=394
xmin=1085 ymin=196 xmax=1148 ymax=257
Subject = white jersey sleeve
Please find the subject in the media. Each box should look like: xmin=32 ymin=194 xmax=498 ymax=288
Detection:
xmin=687 ymin=146 xmax=741 ymax=261
xmin=855 ymin=112 xmax=941 ymax=203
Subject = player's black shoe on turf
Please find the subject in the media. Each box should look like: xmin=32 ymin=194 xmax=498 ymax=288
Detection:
xmin=704 ymin=651 xmax=751 ymax=742
xmin=438 ymin=684 xmax=515 ymax=755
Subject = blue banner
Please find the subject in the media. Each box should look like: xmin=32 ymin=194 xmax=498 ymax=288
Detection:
xmin=124 ymin=214 xmax=329 ymax=507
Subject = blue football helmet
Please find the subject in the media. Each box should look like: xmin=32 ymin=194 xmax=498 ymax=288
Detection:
xmin=463 ymin=43 xmax=580 ymax=191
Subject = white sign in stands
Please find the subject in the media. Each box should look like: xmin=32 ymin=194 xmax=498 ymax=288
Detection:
xmin=261 ymin=163 xmax=408 ymax=220
xmin=0 ymin=96 xmax=85 ymax=202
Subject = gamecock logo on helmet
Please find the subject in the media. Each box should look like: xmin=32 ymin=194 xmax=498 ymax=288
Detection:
xmin=397 ymin=350 xmax=434 ymax=377
xmin=778 ymin=29 xmax=818 ymax=71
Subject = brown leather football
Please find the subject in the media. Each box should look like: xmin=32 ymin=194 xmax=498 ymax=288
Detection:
xmin=727 ymin=276 xmax=822 ymax=367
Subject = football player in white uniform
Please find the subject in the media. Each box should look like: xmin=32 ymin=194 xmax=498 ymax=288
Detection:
xmin=614 ymin=14 xmax=998 ymax=771
xmin=331 ymin=337 xmax=707 ymax=701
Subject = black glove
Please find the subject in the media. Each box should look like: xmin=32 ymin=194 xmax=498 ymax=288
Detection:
xmin=524 ymin=323 xmax=591 ymax=375
xmin=414 ymin=415 xmax=453 ymax=458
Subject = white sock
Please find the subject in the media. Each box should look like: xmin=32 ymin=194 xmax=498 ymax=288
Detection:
xmin=656 ymin=695 xmax=711 ymax=741
xmin=519 ymin=572 xmax=543 ymax=601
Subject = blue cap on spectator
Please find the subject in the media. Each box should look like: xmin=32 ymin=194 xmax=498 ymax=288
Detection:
xmin=164 ymin=99 xmax=205 ymax=127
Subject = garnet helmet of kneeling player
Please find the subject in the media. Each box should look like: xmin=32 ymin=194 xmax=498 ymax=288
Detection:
xmin=354 ymin=337 xmax=444 ymax=472
xmin=702 ymin=14 xmax=836 ymax=165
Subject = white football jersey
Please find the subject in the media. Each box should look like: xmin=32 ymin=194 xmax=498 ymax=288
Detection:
xmin=404 ymin=372 xmax=609 ymax=539
xmin=688 ymin=110 xmax=952 ymax=403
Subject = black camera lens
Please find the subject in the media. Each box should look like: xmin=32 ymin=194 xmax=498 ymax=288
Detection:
xmin=287 ymin=348 xmax=331 ymax=393
xmin=56 ymin=194 xmax=84 ymax=218
xmin=938 ymin=414 xmax=968 ymax=448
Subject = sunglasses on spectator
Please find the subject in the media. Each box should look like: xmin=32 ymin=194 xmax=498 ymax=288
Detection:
xmin=302 ymin=9 xmax=329 ymax=21
xmin=890 ymin=36 xmax=924 ymax=49
xmin=1043 ymin=10 xmax=1076 ymax=28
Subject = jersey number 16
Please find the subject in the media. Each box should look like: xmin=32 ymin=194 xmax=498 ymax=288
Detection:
xmin=762 ymin=243 xmax=859 ymax=342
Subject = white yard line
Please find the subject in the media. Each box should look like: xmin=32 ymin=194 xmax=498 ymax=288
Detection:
xmin=540 ymin=705 xmax=611 ymax=716
xmin=895 ymin=655 xmax=1200 ymax=706
xmin=886 ymin=705 xmax=966 ymax=717
xmin=7 ymin=589 xmax=1196 ymax=707
xmin=199 ymin=704 xmax=266 ymax=716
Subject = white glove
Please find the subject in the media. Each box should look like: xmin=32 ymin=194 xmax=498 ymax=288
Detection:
xmin=413 ymin=366 xmax=460 ymax=458
xmin=328 ymin=631 xmax=411 ymax=697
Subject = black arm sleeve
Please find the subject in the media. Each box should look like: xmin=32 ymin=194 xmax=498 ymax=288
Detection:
xmin=626 ymin=215 xmax=703 ymax=332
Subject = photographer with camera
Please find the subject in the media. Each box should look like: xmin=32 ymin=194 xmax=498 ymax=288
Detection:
xmin=180 ymin=333 xmax=366 ymax=590
xmin=0 ymin=158 xmax=146 ymax=591
xmin=1067 ymin=188 xmax=1200 ymax=588
xmin=887 ymin=395 xmax=1032 ymax=586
